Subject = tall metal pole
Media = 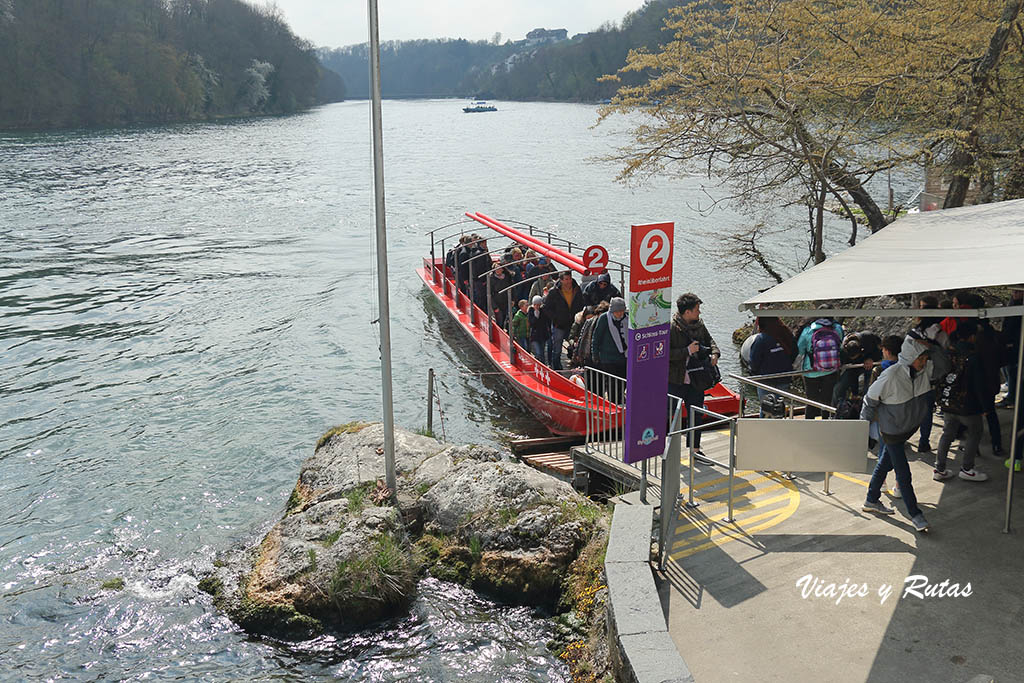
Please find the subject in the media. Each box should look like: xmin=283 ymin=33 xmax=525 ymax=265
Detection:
xmin=368 ymin=0 xmax=396 ymax=494
xmin=1004 ymin=315 xmax=1023 ymax=533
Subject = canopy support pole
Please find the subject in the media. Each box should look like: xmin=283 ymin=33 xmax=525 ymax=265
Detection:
xmin=1004 ymin=319 xmax=1023 ymax=533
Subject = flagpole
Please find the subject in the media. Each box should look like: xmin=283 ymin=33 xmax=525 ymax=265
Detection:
xmin=367 ymin=0 xmax=396 ymax=494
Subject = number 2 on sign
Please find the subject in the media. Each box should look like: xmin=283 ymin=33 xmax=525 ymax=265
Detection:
xmin=639 ymin=230 xmax=670 ymax=272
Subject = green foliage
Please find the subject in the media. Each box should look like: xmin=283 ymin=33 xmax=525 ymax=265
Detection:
xmin=327 ymin=532 xmax=415 ymax=613
xmin=197 ymin=575 xmax=222 ymax=597
xmin=322 ymin=528 xmax=343 ymax=547
xmin=307 ymin=548 xmax=317 ymax=571
xmin=345 ymin=483 xmax=371 ymax=513
xmin=0 ymin=0 xmax=345 ymax=131
xmin=468 ymin=534 xmax=483 ymax=563
xmin=315 ymin=422 xmax=368 ymax=451
xmin=414 ymin=427 xmax=436 ymax=438
xmin=100 ymin=577 xmax=125 ymax=591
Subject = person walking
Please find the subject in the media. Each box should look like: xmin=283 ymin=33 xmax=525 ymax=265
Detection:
xmin=861 ymin=335 xmax=938 ymax=532
xmin=932 ymin=321 xmax=989 ymax=482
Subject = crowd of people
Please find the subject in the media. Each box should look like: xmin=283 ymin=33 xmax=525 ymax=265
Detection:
xmin=444 ymin=236 xmax=1022 ymax=534
xmin=745 ymin=292 xmax=1023 ymax=533
xmin=443 ymin=235 xmax=623 ymax=373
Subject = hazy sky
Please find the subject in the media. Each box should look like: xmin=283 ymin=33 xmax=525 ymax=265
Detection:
xmin=270 ymin=0 xmax=647 ymax=49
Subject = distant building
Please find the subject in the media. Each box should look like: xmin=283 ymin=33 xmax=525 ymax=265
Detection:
xmin=522 ymin=28 xmax=569 ymax=46
xmin=920 ymin=165 xmax=982 ymax=211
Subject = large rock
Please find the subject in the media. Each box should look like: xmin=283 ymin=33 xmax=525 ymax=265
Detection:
xmin=201 ymin=423 xmax=603 ymax=638
xmin=421 ymin=457 xmax=600 ymax=608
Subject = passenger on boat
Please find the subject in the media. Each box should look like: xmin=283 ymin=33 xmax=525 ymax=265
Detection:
xmin=511 ymin=299 xmax=530 ymax=348
xmin=453 ymin=235 xmax=473 ymax=294
xmin=528 ymin=257 xmax=557 ymax=300
xmin=573 ymin=301 xmax=609 ymax=370
xmin=528 ymin=295 xmax=551 ymax=365
xmin=591 ymin=297 xmax=628 ymax=379
xmin=567 ymin=306 xmax=597 ymax=363
xmin=544 ymin=271 xmax=584 ymax=371
xmin=582 ymin=272 xmax=621 ymax=307
xmin=488 ymin=266 xmax=511 ymax=327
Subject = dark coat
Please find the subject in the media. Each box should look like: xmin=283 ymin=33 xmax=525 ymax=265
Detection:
xmin=528 ymin=308 xmax=550 ymax=343
xmin=591 ymin=312 xmax=628 ymax=364
xmin=668 ymin=313 xmax=720 ymax=391
xmin=543 ymin=279 xmax=584 ymax=332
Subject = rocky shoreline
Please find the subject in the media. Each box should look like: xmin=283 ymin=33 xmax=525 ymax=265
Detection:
xmin=199 ymin=422 xmax=609 ymax=675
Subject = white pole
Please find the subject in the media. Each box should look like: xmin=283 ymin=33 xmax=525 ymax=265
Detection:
xmin=367 ymin=0 xmax=396 ymax=494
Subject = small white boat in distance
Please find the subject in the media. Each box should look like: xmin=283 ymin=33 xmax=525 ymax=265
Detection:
xmin=463 ymin=100 xmax=497 ymax=113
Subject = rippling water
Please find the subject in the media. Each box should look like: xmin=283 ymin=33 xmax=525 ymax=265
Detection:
xmin=0 ymin=100 xmax=866 ymax=678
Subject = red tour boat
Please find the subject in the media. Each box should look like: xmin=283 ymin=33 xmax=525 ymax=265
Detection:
xmin=416 ymin=212 xmax=740 ymax=435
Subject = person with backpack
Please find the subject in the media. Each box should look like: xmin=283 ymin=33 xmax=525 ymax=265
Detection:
xmin=832 ymin=332 xmax=882 ymax=418
xmin=572 ymin=301 xmax=607 ymax=370
xmin=796 ymin=307 xmax=844 ymax=419
xmin=748 ymin=316 xmax=797 ymax=417
xmin=860 ymin=334 xmax=938 ymax=532
xmin=932 ymin=321 xmax=990 ymax=482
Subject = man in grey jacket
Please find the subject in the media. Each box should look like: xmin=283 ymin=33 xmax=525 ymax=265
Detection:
xmin=860 ymin=335 xmax=937 ymax=532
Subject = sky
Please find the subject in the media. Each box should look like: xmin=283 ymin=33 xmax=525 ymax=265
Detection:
xmin=269 ymin=0 xmax=648 ymax=49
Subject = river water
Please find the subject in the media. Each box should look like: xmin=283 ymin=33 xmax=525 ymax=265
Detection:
xmin=0 ymin=100 xmax=857 ymax=679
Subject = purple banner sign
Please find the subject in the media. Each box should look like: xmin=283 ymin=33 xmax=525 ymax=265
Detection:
xmin=624 ymin=222 xmax=674 ymax=464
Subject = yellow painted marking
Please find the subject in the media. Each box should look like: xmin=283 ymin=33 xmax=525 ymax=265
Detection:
xmin=670 ymin=490 xmax=801 ymax=560
xmin=672 ymin=491 xmax=793 ymax=536
xmin=832 ymin=472 xmax=869 ymax=488
xmin=666 ymin=472 xmax=801 ymax=560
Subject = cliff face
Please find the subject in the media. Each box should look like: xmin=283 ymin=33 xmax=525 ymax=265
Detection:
xmin=200 ymin=423 xmax=604 ymax=638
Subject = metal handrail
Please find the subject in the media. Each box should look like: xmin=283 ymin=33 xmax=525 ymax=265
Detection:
xmin=729 ymin=373 xmax=836 ymax=414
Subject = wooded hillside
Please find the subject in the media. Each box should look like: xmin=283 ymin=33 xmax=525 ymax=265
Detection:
xmin=0 ymin=0 xmax=346 ymax=130
xmin=319 ymin=1 xmax=677 ymax=102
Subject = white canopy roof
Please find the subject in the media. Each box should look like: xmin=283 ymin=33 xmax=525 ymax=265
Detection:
xmin=742 ymin=198 xmax=1024 ymax=310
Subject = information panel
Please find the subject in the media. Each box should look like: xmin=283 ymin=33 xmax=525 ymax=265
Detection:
xmin=624 ymin=222 xmax=674 ymax=464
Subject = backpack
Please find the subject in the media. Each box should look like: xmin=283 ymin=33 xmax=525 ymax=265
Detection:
xmin=809 ymin=323 xmax=842 ymax=372
xmin=937 ymin=348 xmax=970 ymax=414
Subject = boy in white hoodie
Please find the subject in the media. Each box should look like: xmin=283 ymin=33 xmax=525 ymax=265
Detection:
xmin=860 ymin=335 xmax=938 ymax=532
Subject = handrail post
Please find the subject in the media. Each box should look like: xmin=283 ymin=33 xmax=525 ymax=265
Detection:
xmin=641 ymin=458 xmax=648 ymax=504
xmin=430 ymin=233 xmax=437 ymax=285
xmin=427 ymin=368 xmax=434 ymax=435
xmin=727 ymin=419 xmax=736 ymax=522
xmin=486 ymin=272 xmax=494 ymax=342
xmin=468 ymin=258 xmax=476 ymax=326
xmin=686 ymin=407 xmax=698 ymax=508
xmin=659 ymin=404 xmax=682 ymax=570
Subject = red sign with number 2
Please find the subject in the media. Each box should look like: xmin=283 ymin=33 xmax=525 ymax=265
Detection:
xmin=630 ymin=222 xmax=674 ymax=292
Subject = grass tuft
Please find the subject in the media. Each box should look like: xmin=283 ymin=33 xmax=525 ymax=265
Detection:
xmin=316 ymin=422 xmax=369 ymax=451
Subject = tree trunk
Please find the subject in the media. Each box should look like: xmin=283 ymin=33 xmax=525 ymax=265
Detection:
xmin=814 ymin=184 xmax=826 ymax=264
xmin=944 ymin=0 xmax=1024 ymax=208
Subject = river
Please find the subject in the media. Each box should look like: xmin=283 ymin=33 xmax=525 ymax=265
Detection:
xmin=0 ymin=100 xmax=864 ymax=679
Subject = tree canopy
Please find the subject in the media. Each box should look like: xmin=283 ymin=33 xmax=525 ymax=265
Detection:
xmin=0 ymin=0 xmax=345 ymax=130
xmin=601 ymin=0 xmax=1024 ymax=271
